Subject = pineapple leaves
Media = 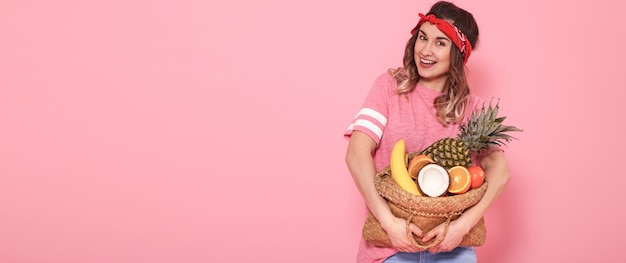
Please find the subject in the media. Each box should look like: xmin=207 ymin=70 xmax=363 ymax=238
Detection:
xmin=459 ymin=98 xmax=523 ymax=151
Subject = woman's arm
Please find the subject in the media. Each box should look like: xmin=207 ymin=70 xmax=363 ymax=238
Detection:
xmin=423 ymin=150 xmax=511 ymax=253
xmin=345 ymin=131 xmax=423 ymax=252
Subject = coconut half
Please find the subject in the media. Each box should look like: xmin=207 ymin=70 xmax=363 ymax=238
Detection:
xmin=417 ymin=163 xmax=450 ymax=197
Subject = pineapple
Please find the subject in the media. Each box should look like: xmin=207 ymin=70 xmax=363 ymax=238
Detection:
xmin=421 ymin=100 xmax=522 ymax=169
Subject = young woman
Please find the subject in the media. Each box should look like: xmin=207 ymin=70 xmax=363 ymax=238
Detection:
xmin=344 ymin=2 xmax=512 ymax=262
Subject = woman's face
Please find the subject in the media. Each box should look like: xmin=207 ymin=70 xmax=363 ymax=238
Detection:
xmin=414 ymin=22 xmax=452 ymax=87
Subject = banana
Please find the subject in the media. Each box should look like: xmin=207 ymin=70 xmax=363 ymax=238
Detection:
xmin=390 ymin=139 xmax=422 ymax=196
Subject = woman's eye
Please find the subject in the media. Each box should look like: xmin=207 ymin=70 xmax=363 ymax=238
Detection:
xmin=436 ymin=41 xmax=446 ymax=46
xmin=418 ymin=35 xmax=427 ymax=41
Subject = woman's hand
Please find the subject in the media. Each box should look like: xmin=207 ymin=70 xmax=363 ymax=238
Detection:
xmin=346 ymin=131 xmax=426 ymax=253
xmin=421 ymin=219 xmax=469 ymax=253
xmin=421 ymin=150 xmax=512 ymax=253
xmin=382 ymin=216 xmax=425 ymax=253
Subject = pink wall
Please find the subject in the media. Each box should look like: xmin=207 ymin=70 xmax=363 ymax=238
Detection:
xmin=1 ymin=0 xmax=625 ymax=262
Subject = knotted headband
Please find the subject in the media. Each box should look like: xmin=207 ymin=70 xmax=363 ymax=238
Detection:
xmin=410 ymin=13 xmax=472 ymax=64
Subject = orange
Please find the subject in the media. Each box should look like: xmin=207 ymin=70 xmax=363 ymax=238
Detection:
xmin=447 ymin=166 xmax=471 ymax=194
xmin=468 ymin=165 xmax=485 ymax=189
xmin=408 ymin=154 xmax=434 ymax=179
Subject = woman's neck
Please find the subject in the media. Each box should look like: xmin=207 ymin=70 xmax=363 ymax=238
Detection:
xmin=418 ymin=77 xmax=447 ymax=92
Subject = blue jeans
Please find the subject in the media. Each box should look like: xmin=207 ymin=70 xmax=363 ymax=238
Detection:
xmin=383 ymin=247 xmax=476 ymax=263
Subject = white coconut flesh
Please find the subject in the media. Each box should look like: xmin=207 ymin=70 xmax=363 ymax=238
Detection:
xmin=417 ymin=163 xmax=450 ymax=197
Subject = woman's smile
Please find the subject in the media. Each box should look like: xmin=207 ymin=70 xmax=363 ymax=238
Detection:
xmin=419 ymin=57 xmax=437 ymax=68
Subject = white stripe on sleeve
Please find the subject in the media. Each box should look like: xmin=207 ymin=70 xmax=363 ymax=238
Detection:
xmin=356 ymin=108 xmax=387 ymax=126
xmin=354 ymin=119 xmax=383 ymax=140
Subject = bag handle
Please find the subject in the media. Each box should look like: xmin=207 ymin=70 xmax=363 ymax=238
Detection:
xmin=405 ymin=211 xmax=460 ymax=250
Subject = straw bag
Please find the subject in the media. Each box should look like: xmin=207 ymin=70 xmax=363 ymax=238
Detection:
xmin=362 ymin=158 xmax=488 ymax=249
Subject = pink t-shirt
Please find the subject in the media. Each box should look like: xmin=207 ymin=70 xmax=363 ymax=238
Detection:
xmin=344 ymin=72 xmax=484 ymax=263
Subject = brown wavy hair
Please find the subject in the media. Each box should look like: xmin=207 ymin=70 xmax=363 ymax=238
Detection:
xmin=388 ymin=1 xmax=479 ymax=124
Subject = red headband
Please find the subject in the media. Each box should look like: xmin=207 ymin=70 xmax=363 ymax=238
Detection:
xmin=410 ymin=13 xmax=472 ymax=64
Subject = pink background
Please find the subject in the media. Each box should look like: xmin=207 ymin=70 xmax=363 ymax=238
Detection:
xmin=1 ymin=0 xmax=625 ymax=262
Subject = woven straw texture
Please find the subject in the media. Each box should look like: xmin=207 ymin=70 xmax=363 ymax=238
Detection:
xmin=362 ymin=155 xmax=488 ymax=249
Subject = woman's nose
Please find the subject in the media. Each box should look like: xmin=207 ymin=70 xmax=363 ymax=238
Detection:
xmin=418 ymin=43 xmax=433 ymax=57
